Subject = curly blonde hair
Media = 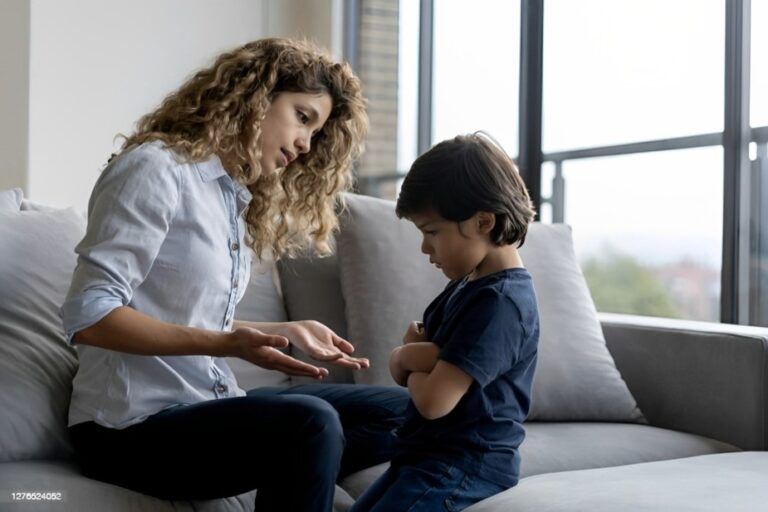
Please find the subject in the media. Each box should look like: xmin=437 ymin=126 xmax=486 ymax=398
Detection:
xmin=119 ymin=38 xmax=368 ymax=259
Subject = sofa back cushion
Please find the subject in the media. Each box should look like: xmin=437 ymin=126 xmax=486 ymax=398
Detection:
xmin=227 ymin=259 xmax=292 ymax=389
xmin=278 ymin=252 xmax=354 ymax=384
xmin=333 ymin=193 xmax=644 ymax=422
xmin=0 ymin=204 xmax=84 ymax=461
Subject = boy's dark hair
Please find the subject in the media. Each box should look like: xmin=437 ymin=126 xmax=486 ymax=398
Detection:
xmin=396 ymin=132 xmax=536 ymax=247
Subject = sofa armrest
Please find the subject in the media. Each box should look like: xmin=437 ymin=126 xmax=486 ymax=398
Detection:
xmin=600 ymin=312 xmax=768 ymax=450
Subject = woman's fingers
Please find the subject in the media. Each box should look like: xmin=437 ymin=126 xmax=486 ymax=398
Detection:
xmin=333 ymin=334 xmax=356 ymax=354
xmin=263 ymin=334 xmax=289 ymax=349
xmin=255 ymin=347 xmax=327 ymax=377
xmin=328 ymin=354 xmax=370 ymax=370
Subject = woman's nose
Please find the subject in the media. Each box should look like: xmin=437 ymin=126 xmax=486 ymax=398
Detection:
xmin=295 ymin=132 xmax=310 ymax=154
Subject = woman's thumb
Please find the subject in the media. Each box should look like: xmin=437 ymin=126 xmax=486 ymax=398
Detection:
xmin=266 ymin=335 xmax=289 ymax=348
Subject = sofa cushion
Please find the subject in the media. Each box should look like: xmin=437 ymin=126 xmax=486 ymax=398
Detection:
xmin=335 ymin=193 xmax=643 ymax=422
xmin=463 ymin=452 xmax=768 ymax=512
xmin=227 ymin=258 xmax=291 ymax=390
xmin=0 ymin=187 xmax=23 ymax=210
xmin=0 ymin=206 xmax=85 ymax=462
xmin=338 ymin=422 xmax=739 ymax=499
xmin=0 ymin=460 xmax=256 ymax=511
xmin=278 ymin=251 xmax=354 ymax=384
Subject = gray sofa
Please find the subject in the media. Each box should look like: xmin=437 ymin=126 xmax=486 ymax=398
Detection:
xmin=1 ymin=188 xmax=767 ymax=511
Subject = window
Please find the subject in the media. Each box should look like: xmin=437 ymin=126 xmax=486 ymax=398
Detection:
xmin=432 ymin=0 xmax=520 ymax=154
xmin=349 ymin=0 xmax=767 ymax=326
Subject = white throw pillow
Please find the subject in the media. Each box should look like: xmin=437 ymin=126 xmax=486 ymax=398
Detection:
xmin=228 ymin=258 xmax=291 ymax=389
xmin=0 ymin=188 xmax=23 ymax=210
xmin=0 ymin=207 xmax=85 ymax=461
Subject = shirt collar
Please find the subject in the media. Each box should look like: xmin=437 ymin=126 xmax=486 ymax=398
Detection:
xmin=195 ymin=155 xmax=228 ymax=183
xmin=195 ymin=156 xmax=253 ymax=216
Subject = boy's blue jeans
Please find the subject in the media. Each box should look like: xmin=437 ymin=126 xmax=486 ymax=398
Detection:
xmin=349 ymin=458 xmax=508 ymax=512
xmin=69 ymin=383 xmax=409 ymax=512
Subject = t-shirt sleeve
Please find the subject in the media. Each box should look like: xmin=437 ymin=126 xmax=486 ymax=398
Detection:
xmin=438 ymin=288 xmax=526 ymax=387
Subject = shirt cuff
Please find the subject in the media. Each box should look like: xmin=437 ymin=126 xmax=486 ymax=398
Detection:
xmin=61 ymin=292 xmax=126 ymax=345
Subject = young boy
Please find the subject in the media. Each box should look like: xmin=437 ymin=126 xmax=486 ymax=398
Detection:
xmin=350 ymin=133 xmax=539 ymax=512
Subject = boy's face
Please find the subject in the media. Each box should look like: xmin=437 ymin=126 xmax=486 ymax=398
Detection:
xmin=409 ymin=210 xmax=490 ymax=281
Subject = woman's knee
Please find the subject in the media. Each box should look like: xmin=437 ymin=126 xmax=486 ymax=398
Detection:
xmin=283 ymin=395 xmax=344 ymax=443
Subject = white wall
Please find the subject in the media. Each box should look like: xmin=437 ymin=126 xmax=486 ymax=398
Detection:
xmin=262 ymin=0 xmax=343 ymax=59
xmin=0 ymin=0 xmax=30 ymax=193
xmin=27 ymin=0 xmax=266 ymax=211
xmin=1 ymin=0 xmax=344 ymax=211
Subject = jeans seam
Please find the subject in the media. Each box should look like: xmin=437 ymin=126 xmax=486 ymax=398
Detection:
xmin=404 ymin=464 xmax=456 ymax=512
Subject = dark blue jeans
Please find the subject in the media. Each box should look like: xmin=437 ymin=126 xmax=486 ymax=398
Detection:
xmin=68 ymin=384 xmax=409 ymax=512
xmin=349 ymin=458 xmax=507 ymax=512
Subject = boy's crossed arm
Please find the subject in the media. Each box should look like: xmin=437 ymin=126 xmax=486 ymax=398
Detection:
xmin=389 ymin=322 xmax=474 ymax=420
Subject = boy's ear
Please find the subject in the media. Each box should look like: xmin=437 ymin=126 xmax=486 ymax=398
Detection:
xmin=476 ymin=211 xmax=496 ymax=234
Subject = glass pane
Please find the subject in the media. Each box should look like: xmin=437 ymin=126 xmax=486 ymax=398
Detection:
xmin=432 ymin=0 xmax=520 ymax=155
xmin=751 ymin=0 xmax=768 ymax=127
xmin=750 ymin=143 xmax=768 ymax=326
xmin=562 ymin=147 xmax=723 ymax=322
xmin=543 ymin=0 xmax=724 ymax=152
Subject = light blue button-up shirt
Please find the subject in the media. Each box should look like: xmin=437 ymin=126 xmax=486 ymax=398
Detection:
xmin=61 ymin=141 xmax=252 ymax=429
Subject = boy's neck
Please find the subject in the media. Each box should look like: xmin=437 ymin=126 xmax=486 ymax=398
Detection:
xmin=469 ymin=245 xmax=523 ymax=281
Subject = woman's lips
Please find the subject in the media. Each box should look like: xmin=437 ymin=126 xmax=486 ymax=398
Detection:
xmin=279 ymin=150 xmax=289 ymax=167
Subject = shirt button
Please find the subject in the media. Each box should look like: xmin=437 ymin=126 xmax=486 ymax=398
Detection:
xmin=231 ymin=242 xmax=240 ymax=251
xmin=233 ymin=280 xmax=239 ymax=288
xmin=216 ymin=384 xmax=227 ymax=393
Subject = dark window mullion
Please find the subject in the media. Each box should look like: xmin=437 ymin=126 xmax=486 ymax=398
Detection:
xmin=518 ymin=0 xmax=544 ymax=219
xmin=722 ymin=0 xmax=751 ymax=324
xmin=417 ymin=0 xmax=433 ymax=155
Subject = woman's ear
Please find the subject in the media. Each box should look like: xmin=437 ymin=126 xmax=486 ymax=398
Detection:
xmin=476 ymin=211 xmax=496 ymax=235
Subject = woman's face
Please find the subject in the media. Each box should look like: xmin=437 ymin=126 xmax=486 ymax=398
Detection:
xmin=258 ymin=91 xmax=333 ymax=176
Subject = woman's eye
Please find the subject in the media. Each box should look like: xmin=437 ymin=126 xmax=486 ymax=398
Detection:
xmin=296 ymin=110 xmax=309 ymax=124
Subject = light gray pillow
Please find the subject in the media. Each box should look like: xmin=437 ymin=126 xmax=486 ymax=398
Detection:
xmin=0 ymin=187 xmax=23 ymax=210
xmin=227 ymin=258 xmax=291 ymax=389
xmin=337 ymin=195 xmax=447 ymax=386
xmin=0 ymin=207 xmax=85 ymax=462
xmin=336 ymin=193 xmax=644 ymax=423
xmin=278 ymin=251 xmax=354 ymax=384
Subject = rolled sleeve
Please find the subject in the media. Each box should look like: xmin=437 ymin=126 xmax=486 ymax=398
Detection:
xmin=61 ymin=145 xmax=182 ymax=343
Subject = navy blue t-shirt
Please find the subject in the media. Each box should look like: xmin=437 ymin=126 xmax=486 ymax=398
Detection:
xmin=395 ymin=268 xmax=539 ymax=487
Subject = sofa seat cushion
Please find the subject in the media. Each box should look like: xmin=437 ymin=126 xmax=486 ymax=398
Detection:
xmin=464 ymin=452 xmax=768 ymax=512
xmin=519 ymin=422 xmax=738 ymax=478
xmin=339 ymin=422 xmax=738 ymax=500
xmin=0 ymin=460 xmax=255 ymax=511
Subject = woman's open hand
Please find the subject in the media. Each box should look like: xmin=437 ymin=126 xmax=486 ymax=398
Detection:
xmin=228 ymin=326 xmax=329 ymax=379
xmin=283 ymin=320 xmax=370 ymax=370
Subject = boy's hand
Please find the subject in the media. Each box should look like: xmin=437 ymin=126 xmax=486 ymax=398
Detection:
xmin=403 ymin=321 xmax=428 ymax=344
xmin=389 ymin=342 xmax=440 ymax=386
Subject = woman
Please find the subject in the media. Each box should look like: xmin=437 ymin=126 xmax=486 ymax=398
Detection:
xmin=61 ymin=38 xmax=408 ymax=511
